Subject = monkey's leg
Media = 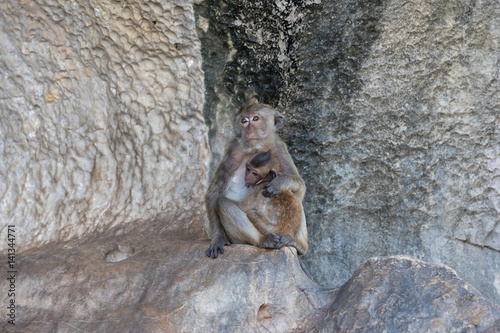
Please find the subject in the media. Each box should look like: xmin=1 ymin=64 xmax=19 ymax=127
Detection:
xmin=246 ymin=211 xmax=282 ymax=249
xmin=216 ymin=197 xmax=264 ymax=247
xmin=276 ymin=234 xmax=307 ymax=255
xmin=246 ymin=210 xmax=274 ymax=235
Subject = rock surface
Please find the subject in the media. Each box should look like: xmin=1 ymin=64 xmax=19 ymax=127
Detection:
xmin=318 ymin=257 xmax=500 ymax=333
xmin=1 ymin=225 xmax=498 ymax=332
xmin=195 ymin=0 xmax=500 ymax=303
xmin=0 ymin=0 xmax=208 ymax=250
xmin=1 ymin=0 xmax=500 ymax=330
xmin=0 ymin=222 xmax=334 ymax=332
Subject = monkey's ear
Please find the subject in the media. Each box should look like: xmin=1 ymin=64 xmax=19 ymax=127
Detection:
xmin=247 ymin=97 xmax=259 ymax=105
xmin=268 ymin=170 xmax=277 ymax=181
xmin=274 ymin=113 xmax=284 ymax=130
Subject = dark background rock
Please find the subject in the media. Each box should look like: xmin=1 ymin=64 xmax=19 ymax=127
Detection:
xmin=194 ymin=0 xmax=500 ymax=304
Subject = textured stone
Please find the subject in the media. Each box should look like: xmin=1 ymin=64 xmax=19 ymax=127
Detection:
xmin=1 ymin=228 xmax=498 ymax=332
xmin=195 ymin=0 xmax=500 ymax=303
xmin=0 ymin=223 xmax=334 ymax=332
xmin=0 ymin=0 xmax=209 ymax=250
xmin=1 ymin=0 xmax=500 ymax=329
xmin=317 ymin=256 xmax=500 ymax=333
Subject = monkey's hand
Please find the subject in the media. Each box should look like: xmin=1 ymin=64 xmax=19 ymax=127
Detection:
xmin=206 ymin=235 xmax=231 ymax=259
xmin=262 ymin=175 xmax=287 ymax=197
xmin=276 ymin=234 xmax=294 ymax=248
xmin=262 ymin=233 xmax=281 ymax=249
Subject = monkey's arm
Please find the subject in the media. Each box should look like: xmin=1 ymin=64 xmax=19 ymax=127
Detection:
xmin=263 ymin=174 xmax=305 ymax=199
xmin=205 ymin=143 xmax=238 ymax=259
xmin=205 ymin=179 xmax=230 ymax=258
xmin=264 ymin=140 xmax=306 ymax=200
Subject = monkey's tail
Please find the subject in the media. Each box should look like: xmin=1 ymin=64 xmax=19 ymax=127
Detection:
xmin=282 ymin=244 xmax=314 ymax=281
xmin=299 ymin=256 xmax=314 ymax=281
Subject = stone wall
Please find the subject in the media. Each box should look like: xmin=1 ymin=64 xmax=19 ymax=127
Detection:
xmin=0 ymin=0 xmax=209 ymax=250
xmin=1 ymin=0 xmax=499 ymax=310
xmin=195 ymin=0 xmax=500 ymax=303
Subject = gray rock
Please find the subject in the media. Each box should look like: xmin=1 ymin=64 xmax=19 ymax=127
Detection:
xmin=0 ymin=0 xmax=209 ymax=250
xmin=318 ymin=256 xmax=500 ymax=333
xmin=1 ymin=0 xmax=499 ymax=329
xmin=1 ymin=226 xmax=498 ymax=332
xmin=0 ymin=222 xmax=334 ymax=332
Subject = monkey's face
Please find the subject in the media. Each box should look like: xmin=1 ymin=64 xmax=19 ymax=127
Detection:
xmin=245 ymin=164 xmax=267 ymax=186
xmin=235 ymin=106 xmax=277 ymax=145
xmin=239 ymin=112 xmax=269 ymax=144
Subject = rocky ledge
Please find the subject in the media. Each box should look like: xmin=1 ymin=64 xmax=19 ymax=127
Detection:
xmin=1 ymin=221 xmax=499 ymax=332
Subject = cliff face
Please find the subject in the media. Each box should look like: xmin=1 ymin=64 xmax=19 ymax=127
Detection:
xmin=0 ymin=0 xmax=499 ymax=330
xmin=0 ymin=0 xmax=209 ymax=249
xmin=195 ymin=0 xmax=500 ymax=303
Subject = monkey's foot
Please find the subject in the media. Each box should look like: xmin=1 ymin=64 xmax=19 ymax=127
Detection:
xmin=206 ymin=238 xmax=231 ymax=259
xmin=276 ymin=234 xmax=294 ymax=248
xmin=262 ymin=233 xmax=282 ymax=249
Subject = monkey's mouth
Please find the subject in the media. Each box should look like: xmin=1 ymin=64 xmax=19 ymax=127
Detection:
xmin=246 ymin=138 xmax=262 ymax=144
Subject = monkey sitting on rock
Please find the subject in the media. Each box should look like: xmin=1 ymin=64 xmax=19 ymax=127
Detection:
xmin=205 ymin=98 xmax=308 ymax=258
xmin=238 ymin=150 xmax=308 ymax=255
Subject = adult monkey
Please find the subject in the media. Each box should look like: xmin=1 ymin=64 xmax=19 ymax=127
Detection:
xmin=205 ymin=98 xmax=306 ymax=259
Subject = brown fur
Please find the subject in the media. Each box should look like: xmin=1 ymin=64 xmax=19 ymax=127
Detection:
xmin=239 ymin=151 xmax=308 ymax=254
xmin=205 ymin=99 xmax=308 ymax=258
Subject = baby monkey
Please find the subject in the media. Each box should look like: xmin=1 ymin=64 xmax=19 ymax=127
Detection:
xmin=239 ymin=150 xmax=308 ymax=254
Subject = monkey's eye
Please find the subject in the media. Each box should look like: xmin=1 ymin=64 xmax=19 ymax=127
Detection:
xmin=246 ymin=166 xmax=250 ymax=171
xmin=252 ymin=116 xmax=259 ymax=121
xmin=252 ymin=171 xmax=258 ymax=176
xmin=241 ymin=117 xmax=249 ymax=124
